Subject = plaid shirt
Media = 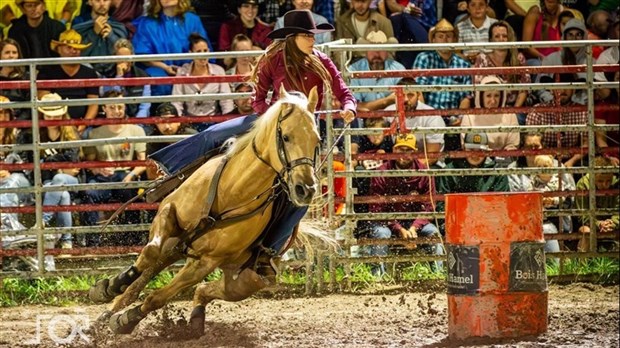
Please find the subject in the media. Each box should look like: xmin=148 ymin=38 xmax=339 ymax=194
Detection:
xmin=457 ymin=16 xmax=497 ymax=54
xmin=526 ymin=101 xmax=588 ymax=149
xmin=314 ymin=0 xmax=335 ymax=24
xmin=412 ymin=51 xmax=472 ymax=110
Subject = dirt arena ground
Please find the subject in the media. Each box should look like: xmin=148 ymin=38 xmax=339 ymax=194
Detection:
xmin=0 ymin=283 xmax=617 ymax=348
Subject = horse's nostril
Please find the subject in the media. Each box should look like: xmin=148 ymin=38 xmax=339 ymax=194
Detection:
xmin=295 ymin=184 xmax=306 ymax=197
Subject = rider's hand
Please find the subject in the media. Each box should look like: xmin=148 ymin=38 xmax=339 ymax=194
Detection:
xmin=340 ymin=109 xmax=355 ymax=124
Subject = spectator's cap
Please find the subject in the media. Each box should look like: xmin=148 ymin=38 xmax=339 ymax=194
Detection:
xmin=51 ymin=29 xmax=92 ymax=52
xmin=428 ymin=19 xmax=457 ymax=41
xmin=356 ymin=30 xmax=398 ymax=45
xmin=16 ymin=0 xmax=44 ymax=6
xmin=463 ymin=133 xmax=489 ymax=150
xmin=155 ymin=103 xmax=179 ymax=117
xmin=562 ymin=18 xmax=587 ymax=38
xmin=394 ymin=133 xmax=418 ymax=151
xmin=37 ymin=93 xmax=68 ymax=117
xmin=239 ymin=0 xmax=258 ymax=5
xmin=268 ymin=10 xmax=334 ymax=39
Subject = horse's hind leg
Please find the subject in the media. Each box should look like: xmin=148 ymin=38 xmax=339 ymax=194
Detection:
xmin=108 ymin=256 xmax=218 ymax=334
xmin=89 ymin=203 xmax=179 ymax=305
xmin=189 ymin=266 xmax=276 ymax=336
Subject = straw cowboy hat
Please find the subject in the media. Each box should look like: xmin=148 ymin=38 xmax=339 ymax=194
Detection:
xmin=428 ymin=18 xmax=458 ymax=42
xmin=38 ymin=93 xmax=68 ymax=117
xmin=267 ymin=9 xmax=334 ymax=40
xmin=356 ymin=30 xmax=399 ymax=45
xmin=50 ymin=29 xmax=92 ymax=52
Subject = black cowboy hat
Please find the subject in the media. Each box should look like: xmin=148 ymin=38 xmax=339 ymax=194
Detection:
xmin=267 ymin=9 xmax=334 ymax=40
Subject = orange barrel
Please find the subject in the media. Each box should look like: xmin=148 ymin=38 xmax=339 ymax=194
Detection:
xmin=445 ymin=192 xmax=548 ymax=339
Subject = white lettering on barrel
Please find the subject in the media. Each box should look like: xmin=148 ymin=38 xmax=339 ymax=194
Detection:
xmin=448 ymin=274 xmax=474 ymax=284
xmin=515 ymin=270 xmax=545 ymax=280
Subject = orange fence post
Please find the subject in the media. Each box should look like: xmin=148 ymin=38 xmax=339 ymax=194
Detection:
xmin=446 ymin=192 xmax=548 ymax=339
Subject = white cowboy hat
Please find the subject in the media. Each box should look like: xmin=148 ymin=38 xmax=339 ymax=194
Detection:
xmin=38 ymin=93 xmax=68 ymax=117
xmin=356 ymin=30 xmax=399 ymax=45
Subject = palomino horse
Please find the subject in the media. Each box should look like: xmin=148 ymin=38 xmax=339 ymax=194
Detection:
xmin=89 ymin=86 xmax=321 ymax=335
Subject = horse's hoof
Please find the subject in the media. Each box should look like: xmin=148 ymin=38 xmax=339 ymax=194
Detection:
xmin=97 ymin=311 xmax=113 ymax=323
xmin=189 ymin=305 xmax=206 ymax=337
xmin=108 ymin=306 xmax=145 ymax=334
xmin=89 ymin=278 xmax=114 ymax=304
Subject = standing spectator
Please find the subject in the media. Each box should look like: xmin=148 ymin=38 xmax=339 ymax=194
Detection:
xmin=103 ymin=39 xmax=151 ymax=119
xmin=460 ymin=75 xmax=520 ymax=160
xmin=436 ymin=132 xmax=510 ymax=212
xmin=369 ymin=133 xmax=441 ymax=276
xmin=474 ymin=20 xmax=531 ymax=124
xmin=82 ymin=91 xmax=147 ymax=247
xmin=457 ymin=0 xmax=498 ymax=62
xmin=172 ymin=33 xmax=234 ymax=132
xmin=0 ymin=38 xmax=31 ymax=121
xmin=17 ymin=93 xmax=82 ymax=250
xmin=412 ymin=18 xmax=472 ymax=151
xmin=336 ymin=0 xmax=394 ymax=44
xmin=7 ymin=0 xmax=65 ymax=59
xmin=522 ymin=0 xmax=565 ymax=63
xmin=274 ymin=0 xmax=332 ymax=44
xmin=347 ymin=30 xmax=404 ymax=111
xmin=219 ymin=0 xmax=272 ymax=51
xmin=37 ymin=29 xmax=100 ymax=134
xmin=575 ymin=156 xmax=619 ymax=252
xmin=71 ymin=0 xmax=128 ymax=75
xmin=132 ymin=0 xmax=211 ymax=96
xmin=526 ymin=73 xmax=587 ymax=168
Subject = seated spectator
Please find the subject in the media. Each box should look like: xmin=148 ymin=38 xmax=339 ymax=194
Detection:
xmin=436 ymin=132 xmax=510 ymax=213
xmin=0 ymin=97 xmax=29 ymax=196
xmin=219 ymin=0 xmax=272 ymax=51
xmin=522 ymin=0 xmax=565 ymax=64
xmin=369 ymin=133 xmax=441 ymax=276
xmin=336 ymin=0 xmax=394 ymax=44
xmin=381 ymin=0 xmax=431 ymax=67
xmin=474 ymin=20 xmax=530 ymax=124
xmin=460 ymin=75 xmax=520 ymax=164
xmin=412 ymin=19 xmax=472 ymax=150
xmin=132 ymin=0 xmax=211 ymax=96
xmin=457 ymin=0 xmax=498 ymax=62
xmin=103 ymin=39 xmax=151 ymax=119
xmin=575 ymin=156 xmax=619 ymax=252
xmin=71 ymin=0 xmax=128 ymax=75
xmin=37 ymin=29 xmax=99 ymax=134
xmin=8 ymin=0 xmax=65 ymax=59
xmin=586 ymin=9 xmax=611 ymax=58
xmin=172 ymin=33 xmax=234 ymax=132
xmin=224 ymin=34 xmax=257 ymax=78
xmin=231 ymin=82 xmax=256 ymax=115
xmin=384 ymin=78 xmax=445 ymax=167
xmin=536 ymin=19 xmax=589 ymax=105
xmin=275 ymin=0 xmax=332 ymax=44
xmin=594 ymin=63 xmax=619 ymax=165
xmin=348 ymin=30 xmax=404 ymax=111
xmin=82 ymin=91 xmax=147 ymax=247
xmin=146 ymin=102 xmax=197 ymax=180
xmin=17 ymin=93 xmax=82 ymax=249
xmin=0 ymin=38 xmax=31 ymax=120
xmin=526 ymin=73 xmax=587 ymax=168
xmin=593 ymin=18 xmax=619 ymax=82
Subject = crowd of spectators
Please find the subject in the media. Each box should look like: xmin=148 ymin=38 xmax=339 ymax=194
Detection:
xmin=0 ymin=0 xmax=618 ymax=273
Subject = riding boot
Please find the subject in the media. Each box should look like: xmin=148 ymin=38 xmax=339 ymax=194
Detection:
xmin=255 ymin=254 xmax=281 ymax=278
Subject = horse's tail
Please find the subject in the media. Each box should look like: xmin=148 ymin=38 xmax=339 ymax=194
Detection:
xmin=294 ymin=220 xmax=341 ymax=260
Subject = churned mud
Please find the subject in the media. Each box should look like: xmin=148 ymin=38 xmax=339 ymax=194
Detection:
xmin=0 ymin=283 xmax=617 ymax=348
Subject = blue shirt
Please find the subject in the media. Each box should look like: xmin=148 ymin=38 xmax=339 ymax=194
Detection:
xmin=132 ymin=12 xmax=211 ymax=67
xmin=348 ymin=58 xmax=405 ymax=102
xmin=412 ymin=51 xmax=472 ymax=110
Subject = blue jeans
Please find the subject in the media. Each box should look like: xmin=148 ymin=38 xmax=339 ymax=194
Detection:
xmin=43 ymin=173 xmax=79 ymax=243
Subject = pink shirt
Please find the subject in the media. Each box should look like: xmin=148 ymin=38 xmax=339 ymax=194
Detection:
xmin=252 ymin=48 xmax=357 ymax=115
xmin=533 ymin=6 xmax=562 ymax=57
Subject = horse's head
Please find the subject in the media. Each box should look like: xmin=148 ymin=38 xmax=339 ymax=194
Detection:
xmin=267 ymin=86 xmax=321 ymax=206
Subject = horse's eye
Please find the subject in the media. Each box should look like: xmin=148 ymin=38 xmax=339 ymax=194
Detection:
xmin=282 ymin=135 xmax=290 ymax=142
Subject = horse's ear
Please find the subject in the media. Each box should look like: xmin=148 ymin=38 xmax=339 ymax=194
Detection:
xmin=307 ymin=86 xmax=318 ymax=114
xmin=279 ymin=85 xmax=288 ymax=99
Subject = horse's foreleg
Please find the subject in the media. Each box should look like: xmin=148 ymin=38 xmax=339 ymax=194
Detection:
xmin=89 ymin=203 xmax=178 ymax=305
xmin=108 ymin=256 xmax=217 ymax=334
xmin=189 ymin=266 xmax=276 ymax=336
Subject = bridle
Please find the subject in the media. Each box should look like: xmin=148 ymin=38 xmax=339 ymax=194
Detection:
xmin=252 ymin=103 xmax=319 ymax=196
